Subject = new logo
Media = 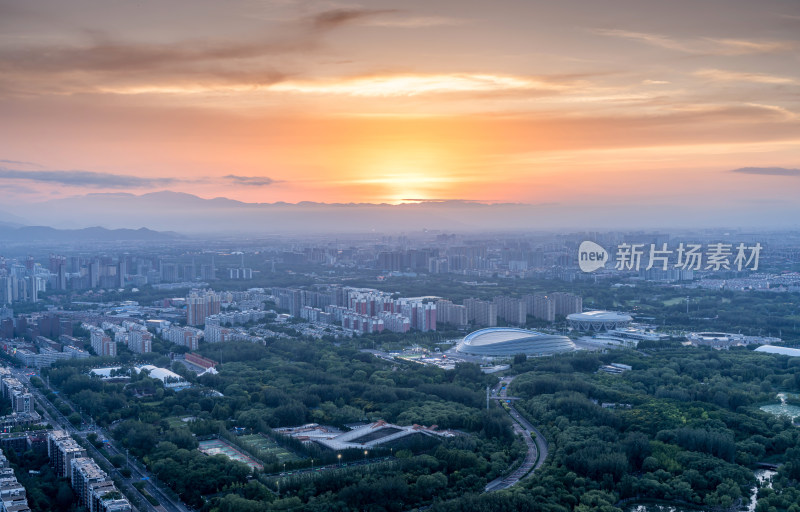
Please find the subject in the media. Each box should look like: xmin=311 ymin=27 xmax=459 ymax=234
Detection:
xmin=578 ymin=241 xmax=608 ymax=273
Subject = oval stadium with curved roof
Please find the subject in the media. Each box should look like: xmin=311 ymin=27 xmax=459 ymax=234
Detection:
xmin=456 ymin=327 xmax=576 ymax=357
xmin=567 ymin=310 xmax=632 ymax=331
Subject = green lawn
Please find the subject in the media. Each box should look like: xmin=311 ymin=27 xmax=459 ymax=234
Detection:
xmin=164 ymin=416 xmax=196 ymax=429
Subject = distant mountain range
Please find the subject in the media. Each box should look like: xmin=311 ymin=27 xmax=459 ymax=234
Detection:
xmin=0 ymin=208 xmax=29 ymax=228
xmin=13 ymin=191 xmax=544 ymax=235
xmin=0 ymin=224 xmax=181 ymax=242
xmin=5 ymin=190 xmax=797 ymax=235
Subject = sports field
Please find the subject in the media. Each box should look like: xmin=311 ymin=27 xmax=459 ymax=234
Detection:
xmin=238 ymin=434 xmax=302 ymax=463
xmin=198 ymin=438 xmax=263 ymax=471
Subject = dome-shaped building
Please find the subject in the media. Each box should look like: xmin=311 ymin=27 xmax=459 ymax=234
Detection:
xmin=567 ymin=310 xmax=632 ymax=331
xmin=456 ymin=327 xmax=576 ymax=357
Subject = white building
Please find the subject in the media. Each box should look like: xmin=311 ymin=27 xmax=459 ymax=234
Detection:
xmin=136 ymin=365 xmax=189 ymax=389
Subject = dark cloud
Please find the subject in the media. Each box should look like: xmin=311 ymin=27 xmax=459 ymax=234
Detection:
xmin=0 ymin=7 xmax=404 ymax=98
xmin=0 ymin=8 xmax=387 ymax=88
xmin=310 ymin=9 xmax=397 ymax=31
xmin=730 ymin=167 xmax=800 ymax=176
xmin=0 ymin=159 xmax=40 ymax=166
xmin=224 ymin=174 xmax=279 ymax=187
xmin=0 ymin=183 xmax=39 ymax=195
xmin=0 ymin=34 xmax=300 ymax=75
xmin=0 ymin=167 xmax=179 ymax=188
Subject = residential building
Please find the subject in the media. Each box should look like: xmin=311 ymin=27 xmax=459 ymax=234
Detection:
xmin=464 ymin=298 xmax=497 ymax=327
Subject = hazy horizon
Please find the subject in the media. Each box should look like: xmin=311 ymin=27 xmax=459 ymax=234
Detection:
xmin=0 ymin=189 xmax=797 ymax=235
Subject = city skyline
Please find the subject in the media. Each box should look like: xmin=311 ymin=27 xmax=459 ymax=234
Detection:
xmin=1 ymin=0 xmax=799 ymax=229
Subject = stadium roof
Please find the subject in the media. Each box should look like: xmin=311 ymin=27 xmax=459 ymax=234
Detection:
xmin=457 ymin=327 xmax=575 ymax=357
xmin=464 ymin=327 xmax=553 ymax=346
xmin=754 ymin=345 xmax=800 ymax=357
xmin=567 ymin=311 xmax=632 ymax=322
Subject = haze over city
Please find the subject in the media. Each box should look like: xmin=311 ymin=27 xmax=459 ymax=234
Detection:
xmin=1 ymin=0 xmax=799 ymax=232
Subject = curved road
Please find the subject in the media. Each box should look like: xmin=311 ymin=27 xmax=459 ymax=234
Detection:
xmin=484 ymin=376 xmax=549 ymax=492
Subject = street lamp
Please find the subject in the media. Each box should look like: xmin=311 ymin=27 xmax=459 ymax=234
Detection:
xmin=363 ymin=450 xmax=368 ymax=462
xmin=337 ymin=453 xmax=342 ymax=467
xmin=283 ymin=463 xmax=286 ymax=473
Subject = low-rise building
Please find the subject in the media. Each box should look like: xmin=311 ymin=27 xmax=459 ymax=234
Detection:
xmin=89 ymin=481 xmax=131 ymax=512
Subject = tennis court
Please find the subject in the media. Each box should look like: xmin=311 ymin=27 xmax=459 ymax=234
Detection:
xmin=198 ymin=438 xmax=263 ymax=471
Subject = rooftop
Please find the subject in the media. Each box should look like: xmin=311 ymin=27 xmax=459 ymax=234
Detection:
xmin=567 ymin=311 xmax=632 ymax=322
xmin=314 ymin=420 xmax=451 ymax=451
xmin=463 ymin=327 xmax=549 ymax=346
xmin=755 ymin=345 xmax=800 ymax=357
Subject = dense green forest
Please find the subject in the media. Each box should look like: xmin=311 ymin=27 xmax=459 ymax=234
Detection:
xmin=42 ymin=339 xmax=522 ymax=510
xmin=432 ymin=348 xmax=800 ymax=512
xmin=39 ymin=340 xmax=800 ymax=511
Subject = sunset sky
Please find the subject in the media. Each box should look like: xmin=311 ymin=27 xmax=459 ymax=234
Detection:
xmin=1 ymin=0 xmax=799 ymax=212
